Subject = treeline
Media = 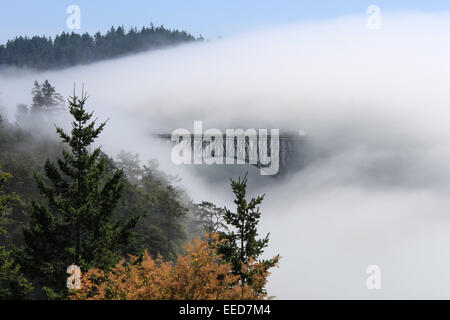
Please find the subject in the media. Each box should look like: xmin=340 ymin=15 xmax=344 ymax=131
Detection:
xmin=0 ymin=81 xmax=279 ymax=299
xmin=0 ymin=24 xmax=202 ymax=70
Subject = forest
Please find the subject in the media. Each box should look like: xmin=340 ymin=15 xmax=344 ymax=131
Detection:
xmin=0 ymin=22 xmax=279 ymax=300
xmin=0 ymin=24 xmax=202 ymax=70
xmin=0 ymin=78 xmax=279 ymax=300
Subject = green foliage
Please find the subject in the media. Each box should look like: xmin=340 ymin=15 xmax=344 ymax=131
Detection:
xmin=0 ymin=170 xmax=14 ymax=235
xmin=155 ymin=185 xmax=188 ymax=260
xmin=0 ymin=79 xmax=281 ymax=299
xmin=18 ymin=90 xmax=138 ymax=296
xmin=0 ymin=112 xmax=192 ymax=298
xmin=0 ymin=122 xmax=61 ymax=250
xmin=0 ymin=246 xmax=33 ymax=299
xmin=0 ymin=169 xmax=33 ymax=300
xmin=31 ymin=80 xmax=64 ymax=114
xmin=192 ymin=201 xmax=227 ymax=234
xmin=0 ymin=111 xmax=192 ymax=264
xmin=0 ymin=24 xmax=201 ymax=70
xmin=218 ymin=173 xmax=279 ymax=292
xmin=31 ymin=81 xmax=43 ymax=113
xmin=115 ymin=153 xmax=188 ymax=260
xmin=41 ymin=80 xmax=64 ymax=111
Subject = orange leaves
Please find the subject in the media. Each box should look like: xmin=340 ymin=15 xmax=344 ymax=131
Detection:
xmin=69 ymin=233 xmax=278 ymax=300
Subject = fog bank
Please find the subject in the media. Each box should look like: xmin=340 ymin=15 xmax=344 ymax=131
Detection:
xmin=1 ymin=12 xmax=450 ymax=298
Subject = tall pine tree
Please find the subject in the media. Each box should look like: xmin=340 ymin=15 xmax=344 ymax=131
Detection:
xmin=41 ymin=80 xmax=64 ymax=112
xmin=30 ymin=81 xmax=43 ymax=113
xmin=218 ymin=173 xmax=279 ymax=293
xmin=18 ymin=89 xmax=138 ymax=297
xmin=156 ymin=185 xmax=187 ymax=260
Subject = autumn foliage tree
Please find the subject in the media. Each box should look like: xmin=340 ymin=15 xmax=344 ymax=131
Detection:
xmin=69 ymin=233 xmax=275 ymax=300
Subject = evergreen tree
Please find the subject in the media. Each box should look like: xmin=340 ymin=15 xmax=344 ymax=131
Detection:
xmin=41 ymin=80 xmax=63 ymax=112
xmin=193 ymin=201 xmax=227 ymax=234
xmin=116 ymin=151 xmax=142 ymax=184
xmin=0 ymin=169 xmax=33 ymax=299
xmin=18 ymin=89 xmax=138 ymax=297
xmin=0 ymin=246 xmax=33 ymax=300
xmin=30 ymin=81 xmax=43 ymax=113
xmin=31 ymin=80 xmax=63 ymax=114
xmin=0 ymin=24 xmax=200 ymax=70
xmin=0 ymin=170 xmax=15 ymax=236
xmin=114 ymin=155 xmax=188 ymax=259
xmin=218 ymin=173 xmax=279 ymax=291
xmin=155 ymin=185 xmax=187 ymax=260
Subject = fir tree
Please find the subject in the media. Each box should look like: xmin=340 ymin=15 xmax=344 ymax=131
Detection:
xmin=30 ymin=81 xmax=43 ymax=113
xmin=157 ymin=185 xmax=187 ymax=260
xmin=0 ymin=169 xmax=33 ymax=299
xmin=41 ymin=80 xmax=64 ymax=111
xmin=18 ymin=89 xmax=138 ymax=296
xmin=116 ymin=151 xmax=142 ymax=184
xmin=194 ymin=201 xmax=227 ymax=234
xmin=218 ymin=173 xmax=279 ymax=292
xmin=0 ymin=247 xmax=33 ymax=300
xmin=152 ymin=185 xmax=188 ymax=260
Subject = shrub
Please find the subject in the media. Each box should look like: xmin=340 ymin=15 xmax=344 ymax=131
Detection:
xmin=70 ymin=233 xmax=278 ymax=300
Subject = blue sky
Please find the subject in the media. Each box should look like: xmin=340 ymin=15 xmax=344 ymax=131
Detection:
xmin=1 ymin=0 xmax=450 ymax=43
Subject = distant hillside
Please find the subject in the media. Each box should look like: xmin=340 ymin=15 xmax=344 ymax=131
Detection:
xmin=0 ymin=24 xmax=202 ymax=70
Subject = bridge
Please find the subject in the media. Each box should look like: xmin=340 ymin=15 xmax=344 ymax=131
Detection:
xmin=155 ymin=130 xmax=306 ymax=176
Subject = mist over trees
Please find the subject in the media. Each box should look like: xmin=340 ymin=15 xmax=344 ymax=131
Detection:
xmin=0 ymin=81 xmax=278 ymax=298
xmin=0 ymin=24 xmax=202 ymax=70
xmin=0 ymin=82 xmax=197 ymax=298
xmin=17 ymin=91 xmax=139 ymax=298
xmin=31 ymin=80 xmax=64 ymax=113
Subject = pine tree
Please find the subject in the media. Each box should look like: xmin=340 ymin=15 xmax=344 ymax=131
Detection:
xmin=218 ymin=173 xmax=279 ymax=292
xmin=157 ymin=185 xmax=187 ymax=260
xmin=116 ymin=151 xmax=142 ymax=184
xmin=30 ymin=81 xmax=43 ymax=113
xmin=139 ymin=179 xmax=188 ymax=261
xmin=194 ymin=201 xmax=227 ymax=234
xmin=41 ymin=80 xmax=63 ymax=112
xmin=30 ymin=80 xmax=63 ymax=114
xmin=0 ymin=170 xmax=14 ymax=236
xmin=18 ymin=89 xmax=138 ymax=296
xmin=0 ymin=169 xmax=33 ymax=299
xmin=0 ymin=246 xmax=33 ymax=300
